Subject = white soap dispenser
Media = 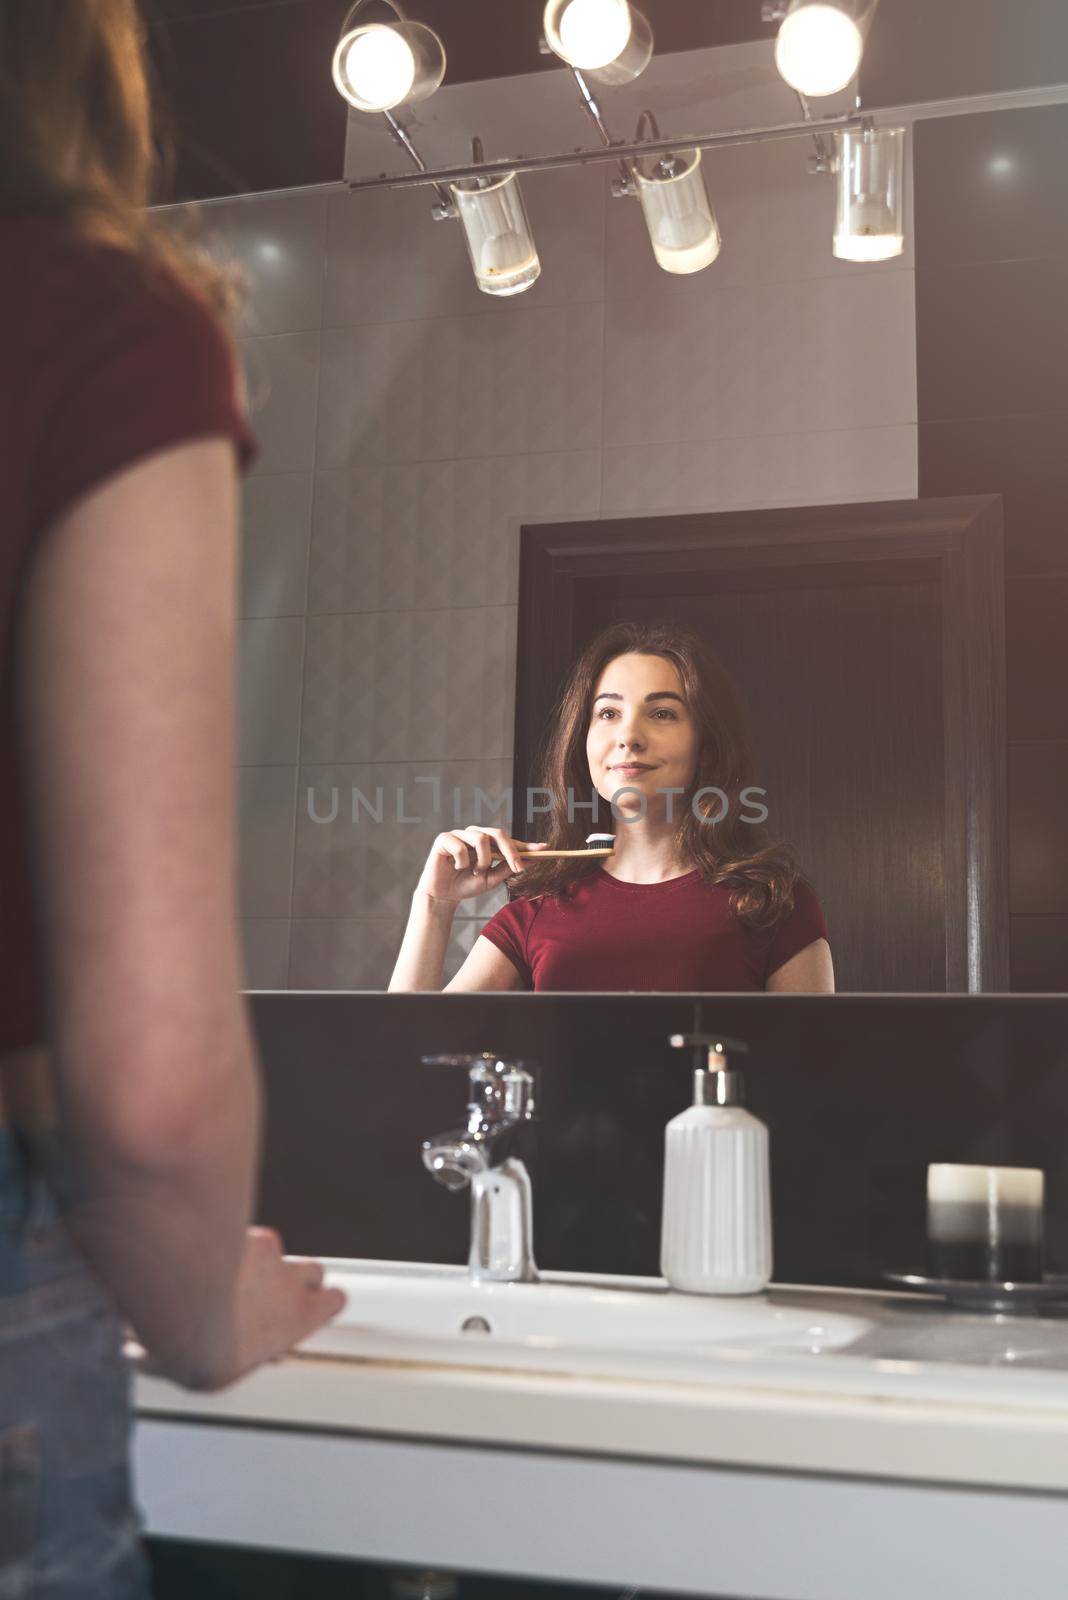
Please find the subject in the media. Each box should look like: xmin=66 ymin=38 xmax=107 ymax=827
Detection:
xmin=660 ymin=1031 xmax=772 ymax=1295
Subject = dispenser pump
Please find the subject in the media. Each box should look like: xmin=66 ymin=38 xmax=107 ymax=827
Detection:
xmin=669 ymin=1032 xmax=749 ymax=1108
xmin=661 ymin=1030 xmax=772 ymax=1295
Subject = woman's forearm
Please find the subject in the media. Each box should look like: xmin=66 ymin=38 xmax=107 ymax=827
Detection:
xmin=388 ymin=890 xmax=456 ymax=990
xmin=56 ymin=1004 xmax=261 ymax=1387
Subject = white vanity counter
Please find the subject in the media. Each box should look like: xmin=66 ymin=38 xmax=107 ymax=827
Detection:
xmin=134 ymin=1263 xmax=1068 ymax=1599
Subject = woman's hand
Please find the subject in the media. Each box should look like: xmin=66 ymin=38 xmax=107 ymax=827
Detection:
xmin=126 ymin=1226 xmax=347 ymax=1391
xmin=414 ymin=826 xmax=548 ymax=907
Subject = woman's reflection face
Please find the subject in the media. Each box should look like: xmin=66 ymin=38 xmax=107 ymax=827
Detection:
xmin=586 ymin=652 xmax=699 ymax=817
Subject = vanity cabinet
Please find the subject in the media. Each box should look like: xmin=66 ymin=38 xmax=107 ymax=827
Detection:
xmin=135 ymin=1276 xmax=1068 ymax=1600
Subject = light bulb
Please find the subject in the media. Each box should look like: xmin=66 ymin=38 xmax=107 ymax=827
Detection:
xmin=334 ymin=24 xmax=416 ymax=112
xmin=775 ymin=3 xmax=863 ymax=96
xmin=554 ymin=0 xmax=632 ymax=70
xmin=832 ymin=226 xmax=903 ymax=261
xmin=480 ymin=230 xmax=540 ymax=286
xmin=649 ymin=212 xmax=721 ymax=274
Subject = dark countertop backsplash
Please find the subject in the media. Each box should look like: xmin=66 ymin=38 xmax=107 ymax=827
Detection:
xmin=249 ymin=993 xmax=1068 ymax=1289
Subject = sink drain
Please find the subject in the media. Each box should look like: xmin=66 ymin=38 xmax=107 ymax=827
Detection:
xmin=460 ymin=1315 xmax=492 ymax=1335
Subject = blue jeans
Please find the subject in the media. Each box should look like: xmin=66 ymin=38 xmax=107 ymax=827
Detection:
xmin=0 ymin=1125 xmax=153 ymax=1597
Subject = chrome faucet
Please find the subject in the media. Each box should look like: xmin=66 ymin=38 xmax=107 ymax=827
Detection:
xmin=421 ymin=1052 xmax=538 ymax=1284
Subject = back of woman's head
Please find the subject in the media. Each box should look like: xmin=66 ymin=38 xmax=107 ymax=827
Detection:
xmin=0 ymin=0 xmax=240 ymax=321
xmin=513 ymin=620 xmax=802 ymax=930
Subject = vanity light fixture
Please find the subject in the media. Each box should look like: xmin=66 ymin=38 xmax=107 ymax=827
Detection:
xmin=542 ymin=0 xmax=653 ymax=84
xmin=450 ymin=138 xmax=542 ymax=297
xmin=331 ymin=6 xmax=535 ymax=295
xmin=832 ymin=123 xmax=906 ymax=260
xmin=335 ymin=5 xmax=912 ymax=285
xmin=631 ymin=112 xmax=721 ymax=275
xmin=558 ymin=64 xmax=722 ymax=279
xmin=332 ymin=0 xmax=445 ymax=113
xmin=766 ymin=0 xmax=878 ymax=98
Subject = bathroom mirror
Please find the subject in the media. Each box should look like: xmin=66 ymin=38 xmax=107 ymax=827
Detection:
xmin=216 ymin=0 xmax=1068 ymax=994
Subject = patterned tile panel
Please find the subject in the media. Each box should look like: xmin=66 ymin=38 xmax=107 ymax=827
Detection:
xmin=195 ymin=189 xmax=330 ymax=336
xmin=602 ymin=424 xmax=917 ymax=513
xmin=299 ymin=606 xmax=518 ymax=764
xmin=240 ymin=331 xmax=321 ymax=476
xmin=238 ymin=765 xmax=297 ymax=918
xmin=240 ymin=919 xmax=291 ymax=989
xmin=308 ymin=451 xmax=601 ymax=614
xmin=294 ymin=758 xmax=514 ymax=919
xmin=288 ymin=917 xmax=497 ymax=990
xmin=315 ymin=302 xmax=603 ymax=467
xmin=237 ymin=617 xmax=305 ymax=765
xmin=240 ymin=472 xmax=313 ymax=618
xmin=604 ymin=271 xmax=916 ymax=448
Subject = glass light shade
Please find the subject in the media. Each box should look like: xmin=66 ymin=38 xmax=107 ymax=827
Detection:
xmin=634 ymin=148 xmax=721 ymax=275
xmin=833 ymin=125 xmax=906 ymax=262
xmin=542 ymin=0 xmax=653 ymax=84
xmin=450 ymin=172 xmax=541 ymax=297
xmin=332 ymin=20 xmax=445 ymax=113
xmin=774 ymin=0 xmax=867 ymax=96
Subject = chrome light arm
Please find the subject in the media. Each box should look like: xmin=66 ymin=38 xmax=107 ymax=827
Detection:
xmin=337 ymin=0 xmax=457 ymax=218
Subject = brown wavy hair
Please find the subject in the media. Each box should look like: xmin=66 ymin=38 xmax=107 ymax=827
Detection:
xmin=511 ymin=621 xmax=806 ymax=932
xmin=0 ymin=0 xmax=243 ymax=327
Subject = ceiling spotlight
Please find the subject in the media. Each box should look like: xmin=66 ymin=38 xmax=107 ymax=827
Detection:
xmin=631 ymin=115 xmax=721 ymax=275
xmin=543 ymin=0 xmax=653 ymax=84
xmin=833 ymin=125 xmax=906 ymax=262
xmin=333 ymin=4 xmax=445 ymax=113
xmin=635 ymin=150 xmax=721 ymax=275
xmin=773 ymin=0 xmax=876 ymax=98
xmin=451 ymin=141 xmax=541 ymax=298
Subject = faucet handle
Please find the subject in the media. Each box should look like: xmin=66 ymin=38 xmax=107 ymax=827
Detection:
xmin=420 ymin=1052 xmax=537 ymax=1122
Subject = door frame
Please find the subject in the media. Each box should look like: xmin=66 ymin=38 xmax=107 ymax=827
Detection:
xmin=514 ymin=495 xmax=1008 ymax=992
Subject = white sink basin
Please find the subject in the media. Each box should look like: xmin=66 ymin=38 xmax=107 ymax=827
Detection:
xmin=297 ymin=1259 xmax=871 ymax=1373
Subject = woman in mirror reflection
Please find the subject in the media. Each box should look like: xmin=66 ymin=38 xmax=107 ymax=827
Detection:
xmin=390 ymin=622 xmax=834 ymax=994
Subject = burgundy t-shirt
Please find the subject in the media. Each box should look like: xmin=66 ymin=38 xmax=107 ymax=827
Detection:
xmin=1 ymin=213 xmax=259 ymax=1054
xmin=479 ymin=867 xmax=829 ymax=992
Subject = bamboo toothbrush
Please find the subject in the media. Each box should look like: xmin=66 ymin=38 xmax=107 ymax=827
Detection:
xmin=503 ymin=833 xmax=615 ymax=861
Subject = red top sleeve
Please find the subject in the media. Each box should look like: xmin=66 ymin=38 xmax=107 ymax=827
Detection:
xmin=479 ymin=897 xmax=539 ymax=988
xmin=762 ymin=878 xmax=830 ymax=982
xmin=29 ymin=254 xmax=258 ymax=536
